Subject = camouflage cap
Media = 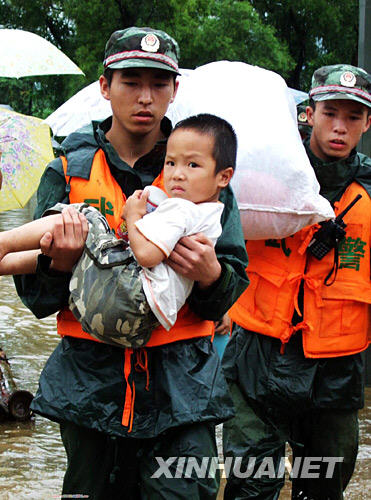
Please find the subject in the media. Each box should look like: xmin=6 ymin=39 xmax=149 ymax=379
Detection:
xmin=297 ymin=103 xmax=310 ymax=127
xmin=309 ymin=64 xmax=371 ymax=108
xmin=103 ymin=27 xmax=180 ymax=75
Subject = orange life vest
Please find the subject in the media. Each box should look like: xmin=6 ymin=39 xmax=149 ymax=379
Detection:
xmin=59 ymin=151 xmax=214 ymax=347
xmin=229 ymin=182 xmax=371 ymax=358
xmin=60 ymin=150 xmax=214 ymax=431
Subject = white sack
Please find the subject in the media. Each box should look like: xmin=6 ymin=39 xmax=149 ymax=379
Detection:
xmin=166 ymin=61 xmax=334 ymax=240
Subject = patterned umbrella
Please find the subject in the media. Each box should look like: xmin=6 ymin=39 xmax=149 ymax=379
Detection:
xmin=0 ymin=107 xmax=54 ymax=211
xmin=0 ymin=29 xmax=84 ymax=79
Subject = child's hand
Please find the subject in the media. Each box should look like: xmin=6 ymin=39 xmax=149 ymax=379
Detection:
xmin=122 ymin=190 xmax=148 ymax=221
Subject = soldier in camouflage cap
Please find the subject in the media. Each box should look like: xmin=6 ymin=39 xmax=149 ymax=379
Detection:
xmin=309 ymin=64 xmax=371 ymax=108
xmin=103 ymin=26 xmax=180 ymax=74
xmin=306 ymin=64 xmax=371 ymax=161
xmin=16 ymin=23 xmax=249 ymax=500
xmin=222 ymin=65 xmax=371 ymax=500
xmin=99 ymin=26 xmax=179 ymax=146
xmin=297 ymin=101 xmax=311 ymax=141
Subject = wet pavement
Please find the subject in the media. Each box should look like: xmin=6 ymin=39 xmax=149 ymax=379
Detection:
xmin=0 ymin=205 xmax=370 ymax=499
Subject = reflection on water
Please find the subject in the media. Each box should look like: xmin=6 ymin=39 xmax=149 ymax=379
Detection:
xmin=0 ymin=204 xmax=370 ymax=499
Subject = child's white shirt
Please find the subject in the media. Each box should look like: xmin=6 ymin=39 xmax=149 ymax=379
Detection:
xmin=135 ymin=197 xmax=224 ymax=330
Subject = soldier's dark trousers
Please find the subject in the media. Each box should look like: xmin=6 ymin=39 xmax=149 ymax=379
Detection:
xmin=60 ymin=420 xmax=220 ymax=500
xmin=223 ymin=382 xmax=358 ymax=500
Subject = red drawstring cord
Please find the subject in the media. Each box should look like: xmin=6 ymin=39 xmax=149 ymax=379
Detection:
xmin=122 ymin=348 xmax=150 ymax=432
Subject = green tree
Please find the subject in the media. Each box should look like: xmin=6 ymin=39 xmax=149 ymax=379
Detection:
xmin=0 ymin=0 xmax=360 ymax=117
xmin=62 ymin=0 xmax=183 ymax=81
xmin=250 ymin=0 xmax=359 ymax=90
xmin=63 ymin=0 xmax=293 ymax=79
xmin=0 ymin=0 xmax=84 ymax=116
xmin=172 ymin=0 xmax=294 ymax=77
xmin=0 ymin=0 xmax=293 ymax=116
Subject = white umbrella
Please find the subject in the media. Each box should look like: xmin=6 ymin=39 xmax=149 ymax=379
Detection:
xmin=0 ymin=29 xmax=84 ymax=78
xmin=45 ymin=80 xmax=111 ymax=136
xmin=289 ymin=88 xmax=308 ymax=105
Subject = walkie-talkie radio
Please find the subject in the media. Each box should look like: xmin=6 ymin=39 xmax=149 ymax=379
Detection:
xmin=307 ymin=194 xmax=362 ymax=260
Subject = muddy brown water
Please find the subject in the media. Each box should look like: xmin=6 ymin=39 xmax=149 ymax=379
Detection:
xmin=0 ymin=204 xmax=370 ymax=499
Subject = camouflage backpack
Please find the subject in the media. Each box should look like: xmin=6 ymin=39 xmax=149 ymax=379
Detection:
xmin=46 ymin=203 xmax=159 ymax=348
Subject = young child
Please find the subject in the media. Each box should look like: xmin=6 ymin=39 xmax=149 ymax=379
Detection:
xmin=0 ymin=113 xmax=236 ymax=345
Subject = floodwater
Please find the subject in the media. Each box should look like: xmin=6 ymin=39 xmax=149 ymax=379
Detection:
xmin=0 ymin=204 xmax=370 ymax=499
xmin=0 ymin=203 xmax=64 ymax=500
